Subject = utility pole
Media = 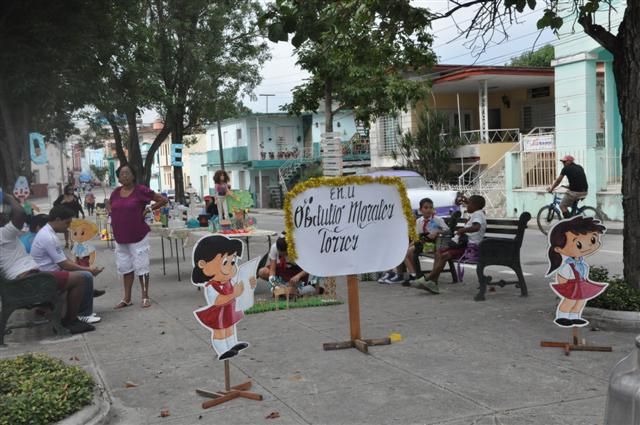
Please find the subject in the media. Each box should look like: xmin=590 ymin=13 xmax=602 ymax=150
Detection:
xmin=259 ymin=94 xmax=275 ymax=113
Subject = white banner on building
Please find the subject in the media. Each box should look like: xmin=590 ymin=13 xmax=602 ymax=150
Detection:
xmin=523 ymin=134 xmax=555 ymax=151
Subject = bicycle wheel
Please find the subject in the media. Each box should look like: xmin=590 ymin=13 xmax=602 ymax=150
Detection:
xmin=537 ymin=205 xmax=561 ymax=235
xmin=578 ymin=206 xmax=603 ymax=222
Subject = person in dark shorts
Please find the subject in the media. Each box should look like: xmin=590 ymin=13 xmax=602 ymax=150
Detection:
xmin=547 ymin=155 xmax=588 ymax=218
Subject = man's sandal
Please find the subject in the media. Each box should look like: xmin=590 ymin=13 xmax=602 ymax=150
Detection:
xmin=114 ymin=300 xmax=133 ymax=309
xmin=141 ymin=298 xmax=151 ymax=308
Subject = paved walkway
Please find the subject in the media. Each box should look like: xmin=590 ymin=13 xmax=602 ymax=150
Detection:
xmin=0 ymin=226 xmax=631 ymax=425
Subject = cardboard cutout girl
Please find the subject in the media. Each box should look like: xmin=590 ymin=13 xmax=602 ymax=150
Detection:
xmin=191 ymin=235 xmax=258 ymax=360
xmin=546 ymin=216 xmax=607 ymax=328
xmin=69 ymin=219 xmax=99 ymax=266
xmin=13 ymin=176 xmax=40 ymax=216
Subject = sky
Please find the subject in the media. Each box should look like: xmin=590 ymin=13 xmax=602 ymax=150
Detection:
xmin=242 ymin=0 xmax=557 ymax=114
xmin=141 ymin=1 xmax=558 ymax=123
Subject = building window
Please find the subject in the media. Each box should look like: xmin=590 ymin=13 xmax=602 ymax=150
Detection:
xmin=236 ymin=128 xmax=242 ymax=142
xmin=378 ymin=114 xmax=401 ymax=155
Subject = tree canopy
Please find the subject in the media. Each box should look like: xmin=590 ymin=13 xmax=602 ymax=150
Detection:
xmin=261 ymin=0 xmax=436 ymax=133
xmin=508 ymin=44 xmax=554 ymax=67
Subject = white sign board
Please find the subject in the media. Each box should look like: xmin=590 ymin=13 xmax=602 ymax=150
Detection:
xmin=286 ymin=178 xmax=410 ymax=276
xmin=523 ymin=134 xmax=555 ymax=151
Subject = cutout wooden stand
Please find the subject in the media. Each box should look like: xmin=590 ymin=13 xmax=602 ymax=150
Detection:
xmin=196 ymin=360 xmax=263 ymax=408
xmin=322 ymin=275 xmax=391 ymax=354
xmin=541 ymin=327 xmax=612 ymax=356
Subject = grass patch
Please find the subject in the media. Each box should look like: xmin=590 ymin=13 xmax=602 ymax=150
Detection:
xmin=0 ymin=353 xmax=94 ymax=425
xmin=587 ymin=266 xmax=640 ymax=312
xmin=246 ymin=296 xmax=342 ymax=314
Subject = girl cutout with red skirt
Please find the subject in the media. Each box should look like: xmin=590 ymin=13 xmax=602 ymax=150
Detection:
xmin=192 ymin=235 xmax=256 ymax=360
xmin=546 ymin=216 xmax=607 ymax=328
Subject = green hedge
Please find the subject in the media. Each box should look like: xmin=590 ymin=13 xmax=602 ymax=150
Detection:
xmin=0 ymin=353 xmax=94 ymax=425
xmin=587 ymin=266 xmax=640 ymax=312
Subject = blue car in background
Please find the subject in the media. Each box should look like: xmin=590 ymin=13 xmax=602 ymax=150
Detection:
xmin=363 ymin=170 xmax=460 ymax=217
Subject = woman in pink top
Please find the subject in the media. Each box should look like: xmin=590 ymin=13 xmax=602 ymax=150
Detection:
xmin=108 ymin=164 xmax=167 ymax=309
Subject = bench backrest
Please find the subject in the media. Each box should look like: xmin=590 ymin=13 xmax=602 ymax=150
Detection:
xmin=456 ymin=212 xmax=532 ymax=248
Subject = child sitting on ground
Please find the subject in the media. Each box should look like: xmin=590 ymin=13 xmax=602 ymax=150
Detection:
xmin=378 ymin=197 xmax=448 ymax=285
xmin=258 ymin=233 xmax=317 ymax=296
xmin=413 ymin=195 xmax=486 ymax=294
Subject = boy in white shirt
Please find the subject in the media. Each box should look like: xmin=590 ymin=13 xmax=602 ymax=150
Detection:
xmin=379 ymin=198 xmax=448 ymax=284
xmin=31 ymin=205 xmax=104 ymax=324
xmin=414 ymin=195 xmax=486 ymax=294
xmin=0 ymin=194 xmax=95 ymax=334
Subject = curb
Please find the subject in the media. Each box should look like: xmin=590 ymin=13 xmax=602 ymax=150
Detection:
xmin=583 ymin=307 xmax=640 ymax=332
xmin=56 ymin=365 xmax=111 ymax=425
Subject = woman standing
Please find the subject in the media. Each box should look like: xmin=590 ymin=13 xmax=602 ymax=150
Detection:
xmin=54 ymin=184 xmax=85 ymax=248
xmin=213 ymin=170 xmax=234 ymax=222
xmin=108 ymin=164 xmax=167 ymax=309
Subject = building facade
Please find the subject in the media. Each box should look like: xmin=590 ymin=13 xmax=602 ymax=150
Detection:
xmin=504 ymin=0 xmax=624 ymax=220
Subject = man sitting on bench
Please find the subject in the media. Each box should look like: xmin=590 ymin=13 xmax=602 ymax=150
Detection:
xmin=413 ymin=195 xmax=486 ymax=294
xmin=0 ymin=193 xmax=95 ymax=334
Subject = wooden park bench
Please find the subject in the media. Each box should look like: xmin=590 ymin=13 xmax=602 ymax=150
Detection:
xmin=0 ymin=272 xmax=68 ymax=346
xmin=418 ymin=212 xmax=532 ymax=302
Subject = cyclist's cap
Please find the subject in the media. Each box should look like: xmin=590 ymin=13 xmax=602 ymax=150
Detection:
xmin=560 ymin=155 xmax=575 ymax=162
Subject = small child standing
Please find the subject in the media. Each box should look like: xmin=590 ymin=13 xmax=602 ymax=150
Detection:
xmin=413 ymin=195 xmax=486 ymax=294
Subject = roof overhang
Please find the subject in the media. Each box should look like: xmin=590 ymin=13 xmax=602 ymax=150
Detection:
xmin=430 ymin=67 xmax=554 ymax=94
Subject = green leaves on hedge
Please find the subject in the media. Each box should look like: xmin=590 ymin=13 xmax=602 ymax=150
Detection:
xmin=0 ymin=353 xmax=94 ymax=425
xmin=588 ymin=267 xmax=640 ymax=312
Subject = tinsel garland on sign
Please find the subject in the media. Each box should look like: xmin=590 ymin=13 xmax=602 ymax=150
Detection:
xmin=283 ymin=175 xmax=418 ymax=261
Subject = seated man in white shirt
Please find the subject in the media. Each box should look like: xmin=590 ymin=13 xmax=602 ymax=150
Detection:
xmin=0 ymin=194 xmax=94 ymax=334
xmin=31 ymin=205 xmax=104 ymax=324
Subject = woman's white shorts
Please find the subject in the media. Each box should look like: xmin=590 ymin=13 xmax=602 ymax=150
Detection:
xmin=115 ymin=235 xmax=150 ymax=276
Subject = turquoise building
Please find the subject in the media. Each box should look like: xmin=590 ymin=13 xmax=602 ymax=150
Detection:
xmin=505 ymin=0 xmax=624 ymax=220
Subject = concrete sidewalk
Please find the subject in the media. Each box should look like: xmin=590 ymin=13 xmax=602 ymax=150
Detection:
xmin=1 ymin=229 xmax=632 ymax=425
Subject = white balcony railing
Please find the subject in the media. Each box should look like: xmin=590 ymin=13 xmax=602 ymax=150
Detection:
xmin=458 ymin=128 xmax=521 ymax=144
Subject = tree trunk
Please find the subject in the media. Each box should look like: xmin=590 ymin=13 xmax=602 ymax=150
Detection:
xmin=105 ymin=114 xmax=127 ymax=166
xmin=143 ymin=123 xmax=171 ymax=186
xmin=613 ymin=3 xmax=640 ymax=289
xmin=324 ymin=80 xmax=334 ymax=134
xmin=172 ymin=117 xmax=185 ymax=205
xmin=0 ymin=80 xmax=19 ymax=189
xmin=126 ymin=109 xmax=144 ymax=184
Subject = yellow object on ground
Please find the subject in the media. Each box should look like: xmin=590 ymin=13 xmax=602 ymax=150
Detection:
xmin=389 ymin=332 xmax=403 ymax=343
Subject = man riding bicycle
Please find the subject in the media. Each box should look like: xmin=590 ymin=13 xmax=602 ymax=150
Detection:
xmin=546 ymin=155 xmax=588 ymax=219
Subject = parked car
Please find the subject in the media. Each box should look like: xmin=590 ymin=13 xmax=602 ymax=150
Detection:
xmin=164 ymin=189 xmax=202 ymax=205
xmin=363 ymin=170 xmax=460 ymax=217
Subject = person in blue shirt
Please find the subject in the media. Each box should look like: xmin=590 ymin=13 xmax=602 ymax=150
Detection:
xmin=19 ymin=214 xmax=48 ymax=253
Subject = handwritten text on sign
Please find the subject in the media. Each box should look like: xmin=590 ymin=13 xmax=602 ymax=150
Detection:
xmin=289 ymin=181 xmax=409 ymax=277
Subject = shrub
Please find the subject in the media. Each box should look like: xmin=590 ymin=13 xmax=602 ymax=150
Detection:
xmin=587 ymin=266 xmax=640 ymax=312
xmin=0 ymin=353 xmax=94 ymax=425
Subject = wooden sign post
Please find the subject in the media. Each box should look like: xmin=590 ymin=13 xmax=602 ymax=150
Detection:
xmin=323 ymin=275 xmax=390 ymax=354
xmin=284 ymin=176 xmax=416 ymax=356
xmin=196 ymin=360 xmax=262 ymax=408
xmin=190 ymin=235 xmax=263 ymax=408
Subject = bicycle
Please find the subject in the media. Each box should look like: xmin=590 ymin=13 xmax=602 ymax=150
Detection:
xmin=536 ymin=190 xmax=603 ymax=235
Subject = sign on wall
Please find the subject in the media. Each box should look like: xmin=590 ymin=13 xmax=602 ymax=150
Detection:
xmin=523 ymin=134 xmax=555 ymax=151
xmin=29 ymin=132 xmax=47 ymax=164
xmin=284 ymin=176 xmax=416 ymax=277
